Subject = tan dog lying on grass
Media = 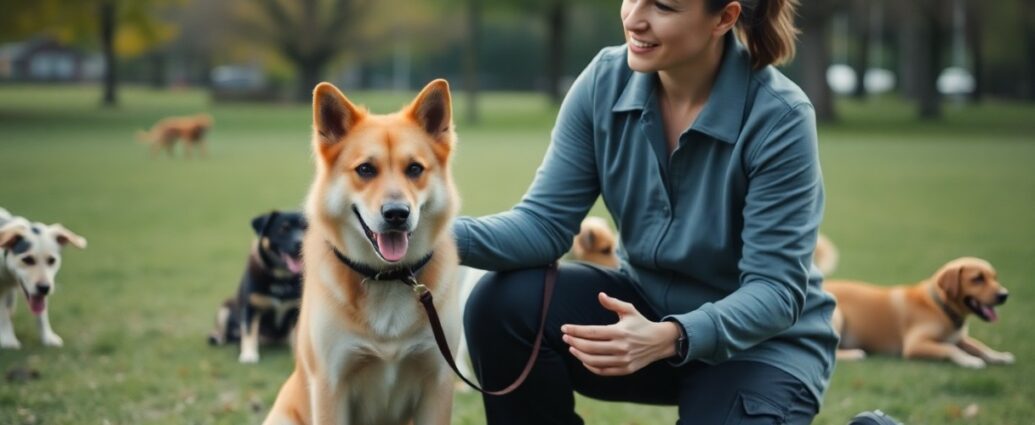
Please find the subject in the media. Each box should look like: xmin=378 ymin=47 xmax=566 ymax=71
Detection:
xmin=826 ymin=257 xmax=1013 ymax=368
xmin=136 ymin=113 xmax=213 ymax=158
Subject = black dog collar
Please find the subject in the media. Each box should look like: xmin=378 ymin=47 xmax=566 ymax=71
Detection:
xmin=929 ymin=284 xmax=965 ymax=329
xmin=328 ymin=241 xmax=434 ymax=282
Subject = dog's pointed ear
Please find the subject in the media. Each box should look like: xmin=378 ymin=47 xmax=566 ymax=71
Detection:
xmin=937 ymin=263 xmax=963 ymax=299
xmin=313 ymin=83 xmax=363 ymax=161
xmin=251 ymin=211 xmax=279 ymax=237
xmin=408 ymin=79 xmax=453 ymax=142
xmin=579 ymin=230 xmax=597 ymax=251
xmin=48 ymin=224 xmax=87 ymax=249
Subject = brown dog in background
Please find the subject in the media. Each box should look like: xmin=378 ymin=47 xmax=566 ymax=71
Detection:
xmin=136 ymin=114 xmax=213 ymax=158
xmin=826 ymin=257 xmax=1013 ymax=368
xmin=570 ymin=216 xmax=620 ymax=268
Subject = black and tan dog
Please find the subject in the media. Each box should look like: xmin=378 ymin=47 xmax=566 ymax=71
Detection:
xmin=209 ymin=210 xmax=306 ymax=363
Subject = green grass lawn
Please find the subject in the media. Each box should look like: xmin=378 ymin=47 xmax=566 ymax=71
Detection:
xmin=1 ymin=84 xmax=1033 ymax=424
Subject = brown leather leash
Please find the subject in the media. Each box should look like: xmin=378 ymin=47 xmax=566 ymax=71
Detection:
xmin=329 ymin=243 xmax=557 ymax=396
xmin=401 ymin=263 xmax=557 ymax=395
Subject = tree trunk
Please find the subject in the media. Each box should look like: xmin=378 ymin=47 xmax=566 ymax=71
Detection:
xmin=964 ymin=0 xmax=982 ymax=102
xmin=99 ymin=1 xmax=117 ymax=107
xmin=897 ymin=0 xmax=919 ymax=100
xmin=545 ymin=0 xmax=567 ymax=104
xmin=1024 ymin=0 xmax=1035 ymax=101
xmin=798 ymin=9 xmax=837 ymax=122
xmin=850 ymin=0 xmax=870 ymax=99
xmin=464 ymin=0 xmax=481 ymax=124
xmin=296 ymin=60 xmax=326 ymax=102
xmin=917 ymin=2 xmax=942 ymax=119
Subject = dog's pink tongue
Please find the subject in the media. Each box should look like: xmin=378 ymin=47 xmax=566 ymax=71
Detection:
xmin=983 ymin=305 xmax=998 ymax=322
xmin=375 ymin=232 xmax=409 ymax=262
xmin=29 ymin=295 xmax=46 ymax=316
xmin=282 ymin=254 xmax=303 ymax=274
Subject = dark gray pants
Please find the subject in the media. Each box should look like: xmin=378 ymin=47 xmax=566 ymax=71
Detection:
xmin=464 ymin=262 xmax=820 ymax=425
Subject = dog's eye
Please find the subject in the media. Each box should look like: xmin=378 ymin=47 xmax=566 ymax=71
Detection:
xmin=47 ymin=256 xmax=56 ymax=266
xmin=972 ymin=274 xmax=986 ymax=284
xmin=600 ymin=245 xmax=612 ymax=254
xmin=22 ymin=256 xmax=36 ymax=266
xmin=356 ymin=163 xmax=377 ymax=179
xmin=405 ymin=163 xmax=424 ymax=179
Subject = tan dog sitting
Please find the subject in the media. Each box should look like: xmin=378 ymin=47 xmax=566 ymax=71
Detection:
xmin=826 ymin=257 xmax=1013 ymax=368
xmin=136 ymin=114 xmax=213 ymax=158
xmin=570 ymin=216 xmax=620 ymax=268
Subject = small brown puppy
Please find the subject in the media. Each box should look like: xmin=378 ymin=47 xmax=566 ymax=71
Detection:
xmin=813 ymin=233 xmax=839 ymax=276
xmin=136 ymin=113 xmax=213 ymax=158
xmin=571 ymin=216 xmax=619 ymax=268
xmin=827 ymin=257 xmax=1013 ymax=368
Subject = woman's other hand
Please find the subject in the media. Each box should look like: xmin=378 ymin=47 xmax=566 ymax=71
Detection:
xmin=561 ymin=292 xmax=682 ymax=376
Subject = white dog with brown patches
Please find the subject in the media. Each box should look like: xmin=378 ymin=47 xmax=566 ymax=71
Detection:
xmin=0 ymin=207 xmax=87 ymax=349
xmin=263 ymin=80 xmax=461 ymax=425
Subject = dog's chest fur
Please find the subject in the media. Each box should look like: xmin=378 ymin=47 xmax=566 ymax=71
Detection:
xmin=310 ymin=265 xmax=446 ymax=420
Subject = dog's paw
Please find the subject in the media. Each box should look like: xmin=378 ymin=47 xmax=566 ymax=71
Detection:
xmin=239 ymin=351 xmax=260 ymax=364
xmin=953 ymin=354 xmax=986 ymax=369
xmin=42 ymin=332 xmax=64 ymax=347
xmin=988 ymin=351 xmax=1015 ymax=365
xmin=0 ymin=338 xmax=22 ymax=349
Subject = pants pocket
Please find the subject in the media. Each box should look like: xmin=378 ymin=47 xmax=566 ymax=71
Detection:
xmin=724 ymin=391 xmax=787 ymax=425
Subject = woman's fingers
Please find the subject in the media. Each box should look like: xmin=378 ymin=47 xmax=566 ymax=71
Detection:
xmin=561 ymin=324 xmax=620 ymax=340
xmin=568 ymin=346 xmax=628 ymax=368
xmin=562 ymin=334 xmax=625 ymax=355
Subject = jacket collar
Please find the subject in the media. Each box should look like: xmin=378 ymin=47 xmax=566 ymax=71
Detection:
xmin=612 ymin=33 xmax=750 ymax=145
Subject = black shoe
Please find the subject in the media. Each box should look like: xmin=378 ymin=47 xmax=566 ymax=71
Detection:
xmin=848 ymin=410 xmax=903 ymax=425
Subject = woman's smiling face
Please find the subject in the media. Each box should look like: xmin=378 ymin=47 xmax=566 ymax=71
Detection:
xmin=620 ymin=0 xmax=730 ymax=73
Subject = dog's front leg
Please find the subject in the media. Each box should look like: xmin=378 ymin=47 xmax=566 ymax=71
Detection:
xmin=0 ymin=289 xmax=21 ymax=349
xmin=239 ymin=306 xmax=262 ymax=363
xmin=959 ymin=335 xmax=1014 ymax=365
xmin=413 ymin=371 xmax=455 ymax=425
xmin=904 ymin=334 xmax=985 ymax=368
xmin=36 ymin=304 xmax=63 ymax=347
xmin=308 ymin=374 xmax=348 ymax=425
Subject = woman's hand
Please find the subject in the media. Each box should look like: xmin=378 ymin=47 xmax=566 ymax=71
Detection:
xmin=561 ymin=292 xmax=682 ymax=376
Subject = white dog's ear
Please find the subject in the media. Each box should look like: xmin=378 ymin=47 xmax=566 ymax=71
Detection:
xmin=937 ymin=264 xmax=962 ymax=299
xmin=49 ymin=224 xmax=87 ymax=249
xmin=0 ymin=222 xmax=28 ymax=250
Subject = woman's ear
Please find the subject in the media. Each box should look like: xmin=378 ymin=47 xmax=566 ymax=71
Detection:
xmin=714 ymin=1 xmax=742 ymax=37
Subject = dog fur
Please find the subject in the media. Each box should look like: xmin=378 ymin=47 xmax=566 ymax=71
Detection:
xmin=263 ymin=80 xmax=460 ymax=425
xmin=570 ymin=216 xmax=620 ymax=269
xmin=0 ymin=208 xmax=87 ymax=349
xmin=136 ymin=113 xmax=213 ymax=158
xmin=827 ymin=257 xmax=1013 ymax=368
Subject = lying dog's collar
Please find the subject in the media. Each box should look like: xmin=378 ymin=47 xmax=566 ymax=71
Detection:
xmin=929 ymin=284 xmax=965 ymax=329
xmin=328 ymin=241 xmax=433 ymax=282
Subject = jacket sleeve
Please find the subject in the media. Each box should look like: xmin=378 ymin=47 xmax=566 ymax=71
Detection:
xmin=453 ymin=53 xmax=606 ymax=270
xmin=664 ymin=103 xmax=824 ymax=365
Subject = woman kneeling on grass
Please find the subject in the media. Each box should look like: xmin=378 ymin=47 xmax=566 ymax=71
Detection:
xmin=455 ymin=0 xmax=837 ymax=423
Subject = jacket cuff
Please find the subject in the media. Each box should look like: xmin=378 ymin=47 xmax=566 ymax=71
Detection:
xmin=662 ymin=309 xmax=718 ymax=366
xmin=452 ymin=218 xmax=471 ymax=263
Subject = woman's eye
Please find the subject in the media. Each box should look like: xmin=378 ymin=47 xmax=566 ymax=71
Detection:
xmin=356 ymin=163 xmax=377 ymax=178
xmin=655 ymin=1 xmax=675 ymax=12
xmin=406 ymin=163 xmax=425 ymax=178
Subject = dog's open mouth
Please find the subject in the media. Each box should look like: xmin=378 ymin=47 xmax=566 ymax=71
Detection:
xmin=280 ymin=253 xmax=303 ymax=274
xmin=21 ymin=288 xmax=46 ymax=316
xmin=352 ymin=206 xmax=410 ymax=263
xmin=965 ymin=296 xmax=998 ymax=322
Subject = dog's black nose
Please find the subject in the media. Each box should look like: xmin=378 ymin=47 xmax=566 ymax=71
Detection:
xmin=36 ymin=283 xmax=50 ymax=295
xmin=381 ymin=202 xmax=410 ymax=226
xmin=996 ymin=292 xmax=1008 ymax=305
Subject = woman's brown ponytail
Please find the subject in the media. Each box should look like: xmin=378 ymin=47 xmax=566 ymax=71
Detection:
xmin=710 ymin=0 xmax=800 ymax=70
